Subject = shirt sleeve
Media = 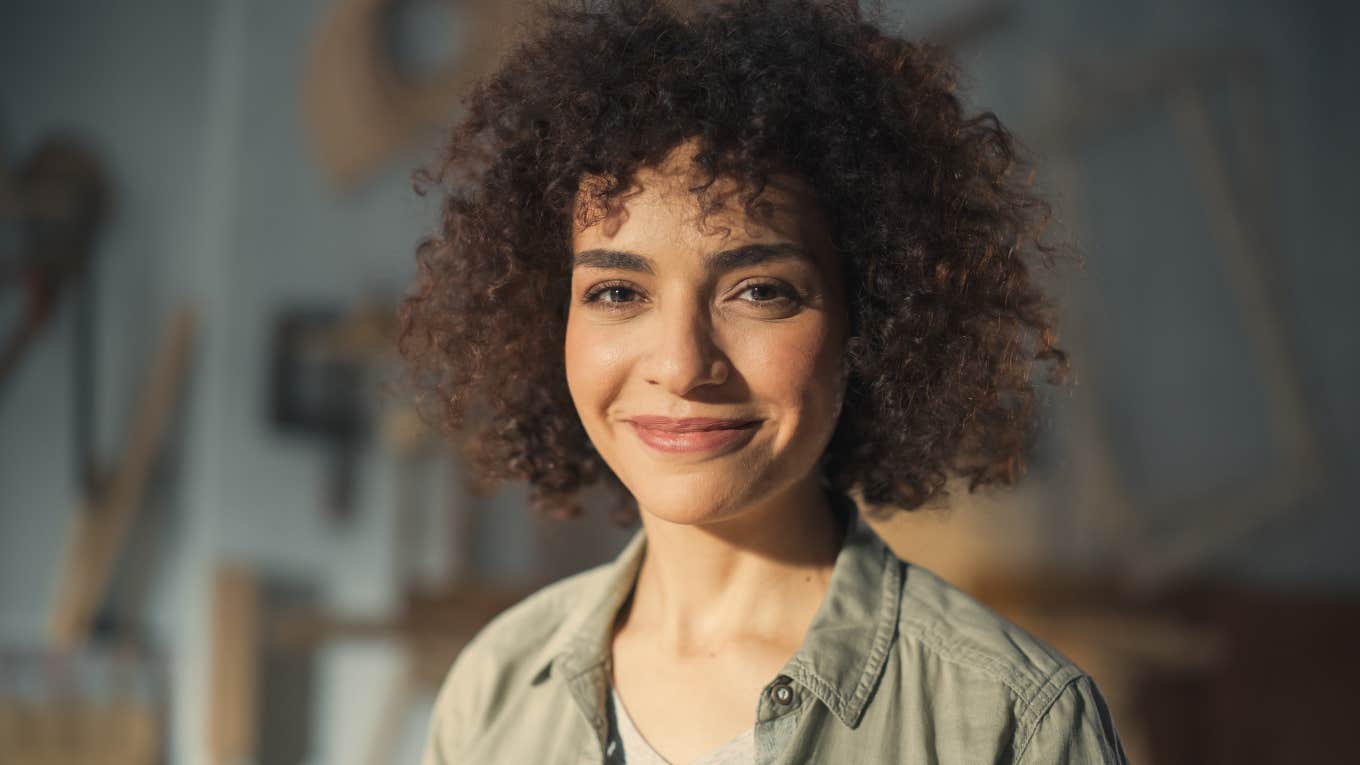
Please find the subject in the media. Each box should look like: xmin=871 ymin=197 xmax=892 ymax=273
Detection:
xmin=1016 ymin=674 xmax=1130 ymax=764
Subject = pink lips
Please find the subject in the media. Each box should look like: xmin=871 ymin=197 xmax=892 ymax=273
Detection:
xmin=627 ymin=416 xmax=761 ymax=454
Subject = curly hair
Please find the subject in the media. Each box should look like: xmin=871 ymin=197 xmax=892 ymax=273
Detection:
xmin=398 ymin=0 xmax=1071 ymax=523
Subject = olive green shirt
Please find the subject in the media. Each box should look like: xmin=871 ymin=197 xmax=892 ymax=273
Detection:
xmin=421 ymin=519 xmax=1129 ymax=764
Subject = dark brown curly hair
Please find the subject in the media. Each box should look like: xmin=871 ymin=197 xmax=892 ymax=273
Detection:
xmin=398 ymin=0 xmax=1071 ymax=523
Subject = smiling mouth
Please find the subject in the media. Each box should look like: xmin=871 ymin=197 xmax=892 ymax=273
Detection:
xmin=627 ymin=418 xmax=761 ymax=455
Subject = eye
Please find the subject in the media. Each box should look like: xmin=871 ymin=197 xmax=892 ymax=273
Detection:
xmin=737 ymin=280 xmax=799 ymax=306
xmin=581 ymin=280 xmax=643 ymax=307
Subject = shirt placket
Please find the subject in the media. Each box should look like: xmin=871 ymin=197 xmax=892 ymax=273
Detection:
xmin=754 ymin=673 xmax=804 ymax=765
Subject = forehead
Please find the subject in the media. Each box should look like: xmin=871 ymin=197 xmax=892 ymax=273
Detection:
xmin=571 ymin=146 xmax=831 ymax=256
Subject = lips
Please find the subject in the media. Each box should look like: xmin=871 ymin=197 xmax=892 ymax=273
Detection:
xmin=627 ymin=416 xmax=761 ymax=454
xmin=628 ymin=416 xmax=760 ymax=432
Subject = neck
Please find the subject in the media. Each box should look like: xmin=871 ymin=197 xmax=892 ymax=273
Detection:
xmin=622 ymin=476 xmax=848 ymax=655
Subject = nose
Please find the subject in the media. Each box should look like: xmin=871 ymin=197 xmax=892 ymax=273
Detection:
xmin=643 ymin=299 xmax=730 ymax=396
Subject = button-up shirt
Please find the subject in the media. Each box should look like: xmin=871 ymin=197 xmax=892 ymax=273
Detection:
xmin=421 ymin=518 xmax=1129 ymax=764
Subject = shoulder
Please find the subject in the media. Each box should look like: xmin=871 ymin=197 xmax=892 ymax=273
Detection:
xmin=896 ymin=561 xmax=1082 ymax=711
xmin=421 ymin=561 xmax=616 ymax=763
xmin=456 ymin=560 xmax=616 ymax=676
xmin=889 ymin=558 xmax=1128 ymax=762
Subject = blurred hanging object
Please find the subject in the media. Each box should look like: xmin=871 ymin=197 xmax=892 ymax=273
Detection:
xmin=268 ymin=298 xmax=398 ymax=522
xmin=269 ymin=306 xmax=367 ymax=522
xmin=303 ymin=0 xmax=520 ymax=189
xmin=1 ymin=138 xmax=107 ymax=500
xmin=48 ymin=305 xmax=198 ymax=648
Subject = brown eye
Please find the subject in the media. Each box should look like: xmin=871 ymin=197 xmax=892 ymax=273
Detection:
xmin=745 ymin=283 xmax=779 ymax=301
xmin=739 ymin=281 xmax=797 ymax=305
xmin=582 ymin=280 xmax=643 ymax=307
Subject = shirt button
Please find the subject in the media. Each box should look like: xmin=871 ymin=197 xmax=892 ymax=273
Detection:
xmin=770 ymin=676 xmax=795 ymax=705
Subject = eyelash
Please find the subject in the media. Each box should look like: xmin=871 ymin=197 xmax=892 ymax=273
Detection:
xmin=580 ymin=280 xmax=799 ymax=309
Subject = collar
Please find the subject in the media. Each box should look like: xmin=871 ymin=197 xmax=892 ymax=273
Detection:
xmin=780 ymin=517 xmax=902 ymax=728
xmin=529 ymin=506 xmax=903 ymax=733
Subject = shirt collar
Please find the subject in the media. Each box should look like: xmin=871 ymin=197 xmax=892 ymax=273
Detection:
xmin=530 ymin=505 xmax=902 ymax=731
xmin=780 ymin=516 xmax=902 ymax=728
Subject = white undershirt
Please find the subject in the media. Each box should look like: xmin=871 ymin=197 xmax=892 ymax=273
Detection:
xmin=607 ymin=687 xmax=756 ymax=765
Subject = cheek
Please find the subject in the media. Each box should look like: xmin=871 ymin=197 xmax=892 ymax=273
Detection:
xmin=735 ymin=321 xmax=843 ymax=422
xmin=564 ymin=316 xmax=627 ymax=418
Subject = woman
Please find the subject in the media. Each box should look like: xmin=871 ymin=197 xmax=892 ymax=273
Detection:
xmin=401 ymin=0 xmax=1128 ymax=762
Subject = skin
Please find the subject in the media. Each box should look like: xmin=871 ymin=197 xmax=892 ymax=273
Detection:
xmin=565 ymin=139 xmax=851 ymax=762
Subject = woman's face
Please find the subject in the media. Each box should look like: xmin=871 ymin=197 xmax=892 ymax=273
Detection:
xmin=565 ymin=141 xmax=848 ymax=527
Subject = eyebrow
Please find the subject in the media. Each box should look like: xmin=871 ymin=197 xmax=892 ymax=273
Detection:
xmin=571 ymin=242 xmax=815 ymax=274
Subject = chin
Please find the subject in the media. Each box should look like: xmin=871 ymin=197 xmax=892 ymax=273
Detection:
xmin=621 ymin=467 xmax=773 ymax=527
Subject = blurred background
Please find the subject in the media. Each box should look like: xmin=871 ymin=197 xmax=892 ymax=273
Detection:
xmin=1 ymin=0 xmax=1356 ymax=762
